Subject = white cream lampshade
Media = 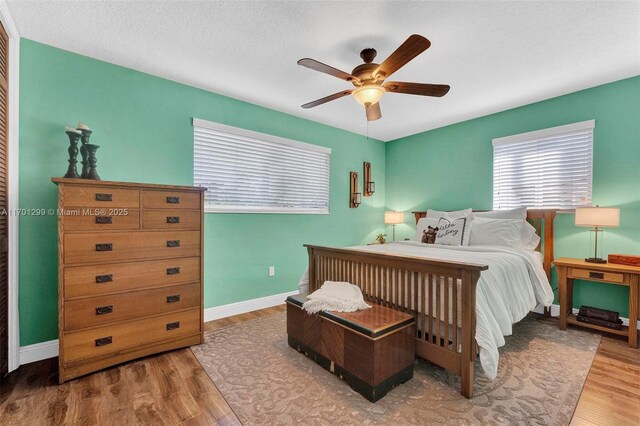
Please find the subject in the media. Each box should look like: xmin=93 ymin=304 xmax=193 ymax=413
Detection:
xmin=352 ymin=84 xmax=385 ymax=106
xmin=575 ymin=206 xmax=620 ymax=263
xmin=384 ymin=211 xmax=404 ymax=242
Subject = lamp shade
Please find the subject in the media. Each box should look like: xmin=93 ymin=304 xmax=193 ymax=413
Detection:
xmin=575 ymin=206 xmax=620 ymax=227
xmin=384 ymin=211 xmax=404 ymax=225
xmin=352 ymin=85 xmax=385 ymax=106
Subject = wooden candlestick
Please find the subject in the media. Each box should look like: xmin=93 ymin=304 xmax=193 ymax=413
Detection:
xmin=78 ymin=127 xmax=93 ymax=179
xmin=85 ymin=143 xmax=101 ymax=180
xmin=63 ymin=127 xmax=82 ymax=178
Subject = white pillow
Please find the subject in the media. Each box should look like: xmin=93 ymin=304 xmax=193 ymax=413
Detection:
xmin=434 ymin=215 xmax=472 ymax=246
xmin=521 ymin=221 xmax=541 ymax=250
xmin=474 ymin=207 xmax=527 ymax=220
xmin=427 ymin=208 xmax=472 ymax=219
xmin=414 ymin=217 xmax=439 ymax=241
xmin=469 ymin=218 xmax=524 ymax=247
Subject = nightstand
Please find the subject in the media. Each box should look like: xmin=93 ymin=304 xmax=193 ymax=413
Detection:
xmin=554 ymin=258 xmax=639 ymax=348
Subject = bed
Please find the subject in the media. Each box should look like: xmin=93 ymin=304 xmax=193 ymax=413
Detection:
xmin=302 ymin=209 xmax=556 ymax=398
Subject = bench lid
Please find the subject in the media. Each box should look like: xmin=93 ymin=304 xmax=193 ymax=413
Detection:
xmin=287 ymin=294 xmax=414 ymax=339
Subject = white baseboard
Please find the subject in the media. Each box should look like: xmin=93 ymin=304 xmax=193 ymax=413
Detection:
xmin=17 ymin=290 xmax=298 ymax=366
xmin=532 ymin=303 xmax=640 ymax=328
xmin=204 ymin=290 xmax=298 ymax=322
xmin=20 ymin=339 xmax=59 ymax=365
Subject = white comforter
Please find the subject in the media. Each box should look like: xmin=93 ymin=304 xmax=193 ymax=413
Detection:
xmin=298 ymin=242 xmax=554 ymax=379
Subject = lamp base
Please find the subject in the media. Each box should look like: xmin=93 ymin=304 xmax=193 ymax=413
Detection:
xmin=585 ymin=257 xmax=607 ymax=264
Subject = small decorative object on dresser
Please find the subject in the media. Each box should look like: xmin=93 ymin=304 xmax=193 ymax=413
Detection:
xmin=554 ymin=257 xmax=639 ymax=348
xmin=52 ymin=178 xmax=206 ymax=383
xmin=76 ymin=122 xmax=92 ymax=179
xmin=63 ymin=127 xmax=82 ymax=179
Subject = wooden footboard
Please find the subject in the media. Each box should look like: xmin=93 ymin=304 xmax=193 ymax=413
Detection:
xmin=304 ymin=244 xmax=488 ymax=398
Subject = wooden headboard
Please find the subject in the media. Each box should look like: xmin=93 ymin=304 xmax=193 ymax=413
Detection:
xmin=412 ymin=210 xmax=557 ymax=279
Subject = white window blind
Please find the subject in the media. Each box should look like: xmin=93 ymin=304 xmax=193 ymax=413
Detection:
xmin=193 ymin=118 xmax=331 ymax=214
xmin=492 ymin=120 xmax=594 ymax=210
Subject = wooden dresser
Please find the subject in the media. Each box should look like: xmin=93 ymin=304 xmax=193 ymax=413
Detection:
xmin=52 ymin=178 xmax=205 ymax=383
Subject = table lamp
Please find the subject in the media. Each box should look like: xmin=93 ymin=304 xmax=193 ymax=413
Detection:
xmin=384 ymin=211 xmax=404 ymax=242
xmin=575 ymin=206 xmax=620 ymax=263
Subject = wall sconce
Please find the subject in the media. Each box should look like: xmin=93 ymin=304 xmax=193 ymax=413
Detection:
xmin=363 ymin=162 xmax=375 ymax=197
xmin=349 ymin=171 xmax=361 ymax=208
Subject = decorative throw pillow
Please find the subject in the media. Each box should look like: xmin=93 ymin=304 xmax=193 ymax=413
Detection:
xmin=434 ymin=215 xmax=472 ymax=246
xmin=414 ymin=217 xmax=439 ymax=241
xmin=421 ymin=226 xmax=439 ymax=244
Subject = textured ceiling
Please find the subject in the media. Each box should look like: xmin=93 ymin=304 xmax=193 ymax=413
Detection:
xmin=7 ymin=1 xmax=640 ymax=141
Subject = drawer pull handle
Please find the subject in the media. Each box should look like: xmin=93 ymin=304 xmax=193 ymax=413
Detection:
xmin=166 ymin=321 xmax=180 ymax=331
xmin=166 ymin=295 xmax=181 ymax=303
xmin=95 ymin=193 xmax=113 ymax=202
xmin=589 ymin=272 xmax=605 ymax=279
xmin=166 ymin=216 xmax=180 ymax=224
xmin=95 ymin=216 xmax=113 ymax=224
xmin=166 ymin=267 xmax=180 ymax=275
xmin=95 ymin=274 xmax=113 ymax=283
xmin=166 ymin=240 xmax=180 ymax=248
xmin=95 ymin=243 xmax=113 ymax=252
xmin=167 ymin=196 xmax=180 ymax=204
xmin=95 ymin=336 xmax=112 ymax=346
xmin=95 ymin=305 xmax=113 ymax=315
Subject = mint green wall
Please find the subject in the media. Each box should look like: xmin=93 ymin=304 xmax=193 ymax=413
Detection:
xmin=386 ymin=76 xmax=640 ymax=317
xmin=19 ymin=39 xmax=386 ymax=346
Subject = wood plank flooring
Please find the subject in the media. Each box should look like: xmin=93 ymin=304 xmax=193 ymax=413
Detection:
xmin=1 ymin=305 xmax=638 ymax=425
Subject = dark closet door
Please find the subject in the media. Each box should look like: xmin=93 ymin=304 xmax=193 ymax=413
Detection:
xmin=0 ymin=20 xmax=9 ymax=377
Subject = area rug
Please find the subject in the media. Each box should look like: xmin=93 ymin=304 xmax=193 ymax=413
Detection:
xmin=192 ymin=312 xmax=600 ymax=425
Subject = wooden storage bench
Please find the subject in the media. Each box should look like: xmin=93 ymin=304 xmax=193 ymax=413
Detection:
xmin=286 ymin=294 xmax=415 ymax=402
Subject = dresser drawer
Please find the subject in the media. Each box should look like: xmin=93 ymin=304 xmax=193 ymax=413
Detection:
xmin=569 ymin=268 xmax=624 ymax=284
xmin=64 ymin=257 xmax=200 ymax=298
xmin=63 ymin=185 xmax=140 ymax=208
xmin=64 ymin=283 xmax=200 ymax=331
xmin=62 ymin=308 xmax=200 ymax=365
xmin=142 ymin=210 xmax=200 ymax=230
xmin=64 ymin=231 xmax=201 ymax=264
xmin=142 ymin=190 xmax=200 ymax=210
xmin=63 ymin=210 xmax=140 ymax=231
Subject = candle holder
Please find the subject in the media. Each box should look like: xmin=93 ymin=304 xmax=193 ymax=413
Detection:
xmin=63 ymin=127 xmax=82 ymax=178
xmin=85 ymin=144 xmax=101 ymax=180
xmin=77 ymin=123 xmax=92 ymax=179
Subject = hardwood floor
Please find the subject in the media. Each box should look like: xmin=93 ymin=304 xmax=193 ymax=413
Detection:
xmin=571 ymin=335 xmax=640 ymax=426
xmin=1 ymin=305 xmax=638 ymax=425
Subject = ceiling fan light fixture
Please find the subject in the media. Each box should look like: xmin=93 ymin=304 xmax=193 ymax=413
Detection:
xmin=352 ymin=84 xmax=385 ymax=106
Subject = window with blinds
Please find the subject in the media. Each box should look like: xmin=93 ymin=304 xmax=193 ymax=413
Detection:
xmin=193 ymin=118 xmax=331 ymax=213
xmin=492 ymin=120 xmax=594 ymax=210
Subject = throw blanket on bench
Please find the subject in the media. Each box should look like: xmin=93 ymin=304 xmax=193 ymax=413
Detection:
xmin=302 ymin=281 xmax=371 ymax=314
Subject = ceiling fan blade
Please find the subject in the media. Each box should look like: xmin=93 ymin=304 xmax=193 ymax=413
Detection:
xmin=372 ymin=34 xmax=431 ymax=80
xmin=301 ymin=90 xmax=352 ymax=109
xmin=384 ymin=81 xmax=450 ymax=97
xmin=365 ymin=102 xmax=381 ymax=121
xmin=297 ymin=58 xmax=357 ymax=82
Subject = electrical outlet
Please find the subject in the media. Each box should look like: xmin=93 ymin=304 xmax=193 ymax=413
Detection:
xmin=268 ymin=266 xmax=275 ymax=277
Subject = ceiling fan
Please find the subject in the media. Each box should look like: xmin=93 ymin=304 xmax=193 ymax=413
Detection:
xmin=297 ymin=34 xmax=450 ymax=121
